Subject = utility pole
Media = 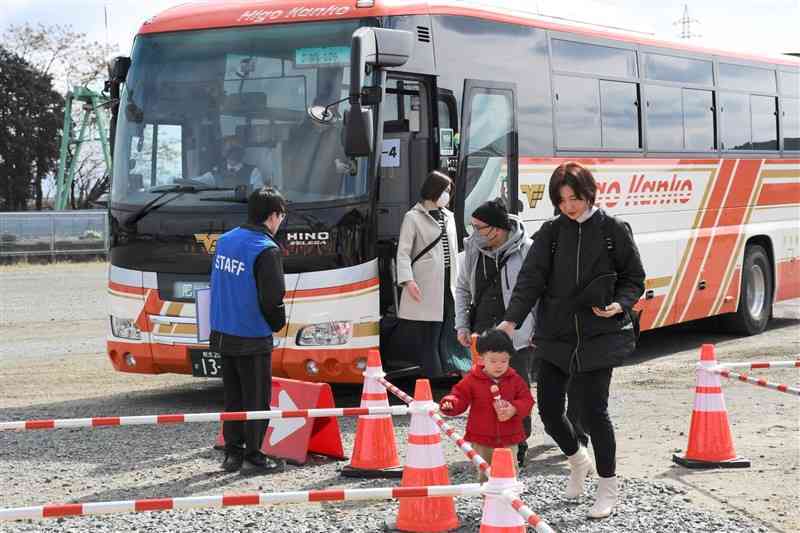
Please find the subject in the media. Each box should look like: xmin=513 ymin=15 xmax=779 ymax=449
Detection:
xmin=674 ymin=4 xmax=701 ymax=40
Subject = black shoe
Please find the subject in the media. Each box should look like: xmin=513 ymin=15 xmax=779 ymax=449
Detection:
xmin=221 ymin=449 xmax=244 ymax=472
xmin=517 ymin=442 xmax=528 ymax=468
xmin=240 ymin=454 xmax=285 ymax=476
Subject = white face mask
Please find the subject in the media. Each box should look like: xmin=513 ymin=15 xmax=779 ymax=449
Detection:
xmin=436 ymin=191 xmax=450 ymax=208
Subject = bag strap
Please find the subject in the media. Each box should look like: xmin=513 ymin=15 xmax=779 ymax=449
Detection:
xmin=549 ymin=214 xmax=631 ymax=270
xmin=411 ymin=217 xmax=447 ymax=266
xmin=601 ymin=216 xmax=634 ymax=273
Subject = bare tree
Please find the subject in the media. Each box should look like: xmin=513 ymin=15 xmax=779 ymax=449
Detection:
xmin=3 ymin=23 xmax=119 ymax=209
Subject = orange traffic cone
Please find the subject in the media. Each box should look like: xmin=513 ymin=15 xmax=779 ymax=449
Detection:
xmin=395 ymin=379 xmax=459 ymax=532
xmin=673 ymin=344 xmax=750 ymax=468
xmin=342 ymin=349 xmax=403 ymax=478
xmin=479 ymin=448 xmax=526 ymax=533
xmin=470 ymin=334 xmax=481 ymax=369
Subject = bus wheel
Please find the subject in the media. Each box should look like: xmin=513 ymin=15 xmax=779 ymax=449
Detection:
xmin=725 ymin=244 xmax=773 ymax=335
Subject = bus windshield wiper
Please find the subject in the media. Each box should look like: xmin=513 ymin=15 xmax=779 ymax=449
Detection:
xmin=124 ymin=184 xmax=234 ymax=227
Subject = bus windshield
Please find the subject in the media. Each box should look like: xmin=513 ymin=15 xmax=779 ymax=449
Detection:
xmin=111 ymin=20 xmax=368 ymax=207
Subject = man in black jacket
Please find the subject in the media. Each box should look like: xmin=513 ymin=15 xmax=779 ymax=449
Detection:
xmin=210 ymin=186 xmax=288 ymax=475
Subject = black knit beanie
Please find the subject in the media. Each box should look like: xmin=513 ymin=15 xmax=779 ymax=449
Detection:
xmin=471 ymin=199 xmax=511 ymax=230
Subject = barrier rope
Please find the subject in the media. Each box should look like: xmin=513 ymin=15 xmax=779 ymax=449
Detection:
xmin=0 ymin=405 xmax=410 ymax=432
xmin=377 ymin=377 xmax=491 ymax=474
xmin=707 ymin=367 xmax=800 ymax=397
xmin=715 ymin=360 xmax=800 ymax=370
xmin=0 ymin=483 xmax=482 ymax=521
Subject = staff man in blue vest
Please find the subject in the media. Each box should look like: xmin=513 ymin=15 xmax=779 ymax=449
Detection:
xmin=210 ymin=186 xmax=287 ymax=475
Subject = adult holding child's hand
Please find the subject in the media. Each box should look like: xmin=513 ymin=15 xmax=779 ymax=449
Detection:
xmin=500 ymin=162 xmax=645 ymax=519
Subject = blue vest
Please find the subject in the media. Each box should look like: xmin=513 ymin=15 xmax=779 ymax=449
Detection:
xmin=210 ymin=227 xmax=277 ymax=338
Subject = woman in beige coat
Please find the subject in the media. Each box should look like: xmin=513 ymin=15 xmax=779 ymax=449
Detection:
xmin=395 ymin=170 xmax=471 ymax=378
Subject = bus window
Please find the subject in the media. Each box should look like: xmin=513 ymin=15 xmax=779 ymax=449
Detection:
xmin=129 ymin=124 xmax=154 ymax=189
xmin=459 ymin=80 xmax=518 ymax=230
xmin=600 ymin=80 xmax=641 ymax=150
xmin=683 ymin=89 xmax=716 ymax=151
xmin=155 ymin=125 xmax=183 ymax=185
xmin=721 ymin=92 xmax=778 ymax=151
xmin=783 ymin=97 xmax=800 ymax=151
xmin=645 ymin=85 xmax=683 ymax=151
xmin=719 ymin=63 xmax=777 ymax=94
xmin=646 ymin=86 xmax=715 ymax=151
xmin=751 ymin=96 xmax=778 ymax=151
xmin=554 ymin=75 xmax=601 ymax=149
xmin=644 ymin=53 xmax=714 ymax=86
xmin=779 ymin=71 xmax=799 ymax=97
xmin=551 ymin=39 xmax=637 ymax=79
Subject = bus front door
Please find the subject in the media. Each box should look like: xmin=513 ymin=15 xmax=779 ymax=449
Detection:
xmin=455 ymin=79 xmax=519 ymax=240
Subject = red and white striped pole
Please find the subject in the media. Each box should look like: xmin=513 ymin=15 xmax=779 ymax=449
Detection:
xmin=0 ymin=405 xmax=410 ymax=432
xmin=709 ymin=367 xmax=800 ymax=397
xmin=502 ymin=491 xmax=556 ymax=533
xmin=429 ymin=409 xmax=491 ymax=475
xmin=715 ymin=360 xmax=800 ymax=371
xmin=0 ymin=483 xmax=483 ymax=521
xmin=378 ymin=376 xmax=491 ymax=475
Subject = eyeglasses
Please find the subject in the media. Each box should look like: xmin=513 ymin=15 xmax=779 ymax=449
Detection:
xmin=471 ymin=223 xmax=492 ymax=233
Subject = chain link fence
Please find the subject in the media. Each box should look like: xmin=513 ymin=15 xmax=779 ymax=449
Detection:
xmin=0 ymin=211 xmax=108 ymax=258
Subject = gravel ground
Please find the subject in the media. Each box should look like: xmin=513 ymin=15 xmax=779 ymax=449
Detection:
xmin=1 ymin=262 xmax=798 ymax=532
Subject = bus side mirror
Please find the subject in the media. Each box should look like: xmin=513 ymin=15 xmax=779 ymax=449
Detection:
xmin=108 ymin=56 xmax=131 ymax=83
xmin=349 ymin=27 xmax=412 ymax=105
xmin=344 ymin=104 xmax=373 ymax=157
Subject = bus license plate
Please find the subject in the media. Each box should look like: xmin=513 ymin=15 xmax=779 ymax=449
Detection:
xmin=190 ymin=349 xmax=223 ymax=377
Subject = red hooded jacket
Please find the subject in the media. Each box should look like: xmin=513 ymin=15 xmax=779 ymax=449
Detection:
xmin=439 ymin=365 xmax=534 ymax=447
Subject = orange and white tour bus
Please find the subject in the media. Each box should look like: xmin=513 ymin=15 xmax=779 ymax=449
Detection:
xmin=105 ymin=0 xmax=800 ymax=382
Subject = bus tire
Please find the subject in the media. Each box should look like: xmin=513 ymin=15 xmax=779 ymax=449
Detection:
xmin=724 ymin=244 xmax=773 ymax=336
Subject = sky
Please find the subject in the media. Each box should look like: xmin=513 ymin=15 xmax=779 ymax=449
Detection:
xmin=1 ymin=0 xmax=798 ymax=60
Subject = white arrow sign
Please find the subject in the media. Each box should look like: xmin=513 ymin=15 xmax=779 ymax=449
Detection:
xmin=268 ymin=390 xmax=307 ymax=446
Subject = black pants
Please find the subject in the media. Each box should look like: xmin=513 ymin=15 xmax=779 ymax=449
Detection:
xmin=530 ymin=357 xmax=589 ymax=447
xmin=537 ymin=359 xmax=616 ymax=477
xmin=222 ymin=352 xmax=271 ymax=457
xmin=511 ymin=346 xmax=533 ymax=440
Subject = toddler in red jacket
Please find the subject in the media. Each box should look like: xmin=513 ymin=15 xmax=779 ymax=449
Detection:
xmin=439 ymin=329 xmax=534 ymax=481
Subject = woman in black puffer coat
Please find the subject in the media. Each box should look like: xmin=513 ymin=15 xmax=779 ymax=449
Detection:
xmin=498 ymin=162 xmax=645 ymax=519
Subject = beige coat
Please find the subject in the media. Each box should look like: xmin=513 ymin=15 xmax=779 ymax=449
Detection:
xmin=396 ymin=203 xmax=459 ymax=322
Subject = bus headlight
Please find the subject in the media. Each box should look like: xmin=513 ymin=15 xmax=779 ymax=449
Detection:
xmin=296 ymin=321 xmax=353 ymax=346
xmin=110 ymin=316 xmax=142 ymax=340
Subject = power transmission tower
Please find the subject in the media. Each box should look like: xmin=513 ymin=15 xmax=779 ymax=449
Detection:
xmin=674 ymin=4 xmax=701 ymax=40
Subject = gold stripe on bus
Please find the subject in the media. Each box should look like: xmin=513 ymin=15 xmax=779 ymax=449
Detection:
xmin=760 ymin=170 xmax=800 ymax=179
xmin=275 ymin=321 xmax=379 ymax=340
xmin=150 ymin=320 xmax=379 ymax=340
xmin=173 ymin=323 xmax=197 ymax=335
xmin=645 ymin=276 xmax=672 ymax=290
xmin=653 ymin=164 xmax=719 ymax=327
xmin=712 ymin=238 xmax=746 ymax=316
xmin=107 ymin=289 xmax=142 ymax=301
xmin=711 ymin=166 xmax=764 ymax=316
xmin=166 ymin=302 xmax=183 ymax=316
xmin=353 ymin=322 xmax=380 ymax=337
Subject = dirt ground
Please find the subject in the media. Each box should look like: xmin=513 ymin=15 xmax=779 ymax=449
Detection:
xmin=0 ymin=262 xmax=798 ymax=532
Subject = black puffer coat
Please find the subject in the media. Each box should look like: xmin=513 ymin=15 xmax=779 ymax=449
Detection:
xmin=504 ymin=209 xmax=645 ymax=373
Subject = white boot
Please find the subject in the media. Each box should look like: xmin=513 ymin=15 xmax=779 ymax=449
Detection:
xmin=588 ymin=476 xmax=618 ymax=519
xmin=565 ymin=446 xmax=593 ymax=499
